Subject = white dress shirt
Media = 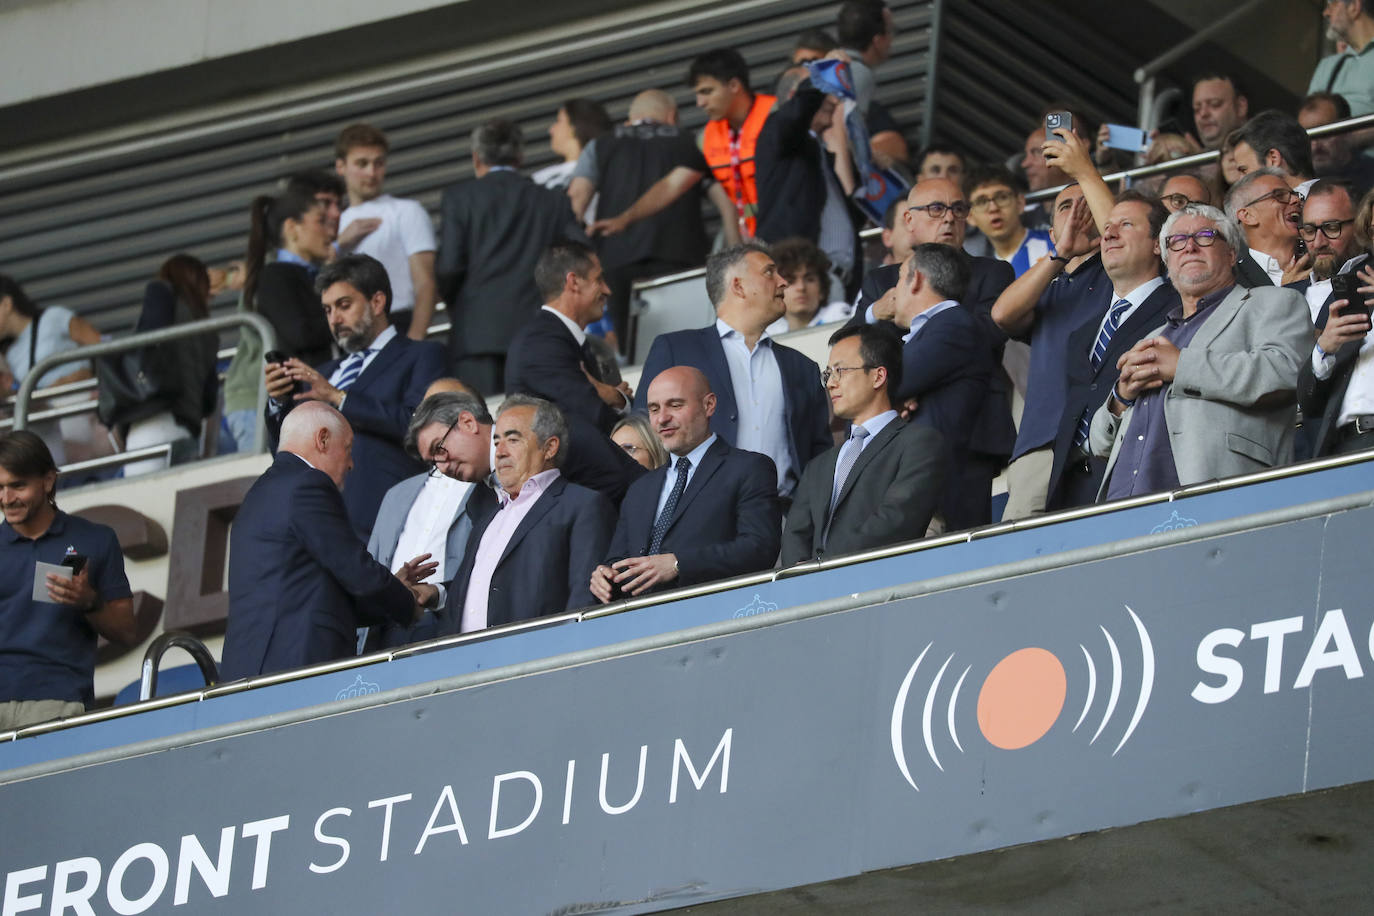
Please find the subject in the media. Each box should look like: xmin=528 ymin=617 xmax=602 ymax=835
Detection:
xmin=390 ymin=474 xmax=473 ymax=584
xmin=541 ymin=305 xmax=586 ymax=346
xmin=1248 ymin=248 xmax=1285 ymax=287
xmin=716 ymin=319 xmax=794 ymax=494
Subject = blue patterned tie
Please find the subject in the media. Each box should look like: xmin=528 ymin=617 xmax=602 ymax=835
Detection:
xmin=334 ymin=348 xmax=371 ymax=391
xmin=648 ymin=456 xmax=692 ymax=554
xmin=1075 ymin=299 xmax=1134 ymax=447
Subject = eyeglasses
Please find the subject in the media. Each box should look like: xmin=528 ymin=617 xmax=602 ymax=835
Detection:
xmin=908 ymin=201 xmax=971 ymax=220
xmin=970 ymin=190 xmax=1017 ymax=211
xmin=425 ymin=415 xmax=462 ymax=476
xmin=616 ymin=442 xmax=641 ymax=455
xmin=1160 ymin=193 xmax=1204 ymax=211
xmin=1164 ymin=228 xmax=1223 ymax=251
xmin=1299 ymin=219 xmax=1354 ymax=241
xmin=1241 ymin=186 xmax=1297 ymax=209
xmin=821 ymin=365 xmax=872 ymax=385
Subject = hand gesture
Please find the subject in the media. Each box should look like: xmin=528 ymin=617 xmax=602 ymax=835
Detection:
xmin=871 ymin=287 xmax=899 ymax=322
xmin=1054 ymin=196 xmax=1100 ymax=260
xmin=581 ymin=364 xmax=629 ymax=408
xmin=609 ymin=554 xmax=679 ymax=596
xmin=338 ymin=218 xmax=382 ymax=252
xmin=1043 ymin=127 xmax=1097 ymax=182
xmin=280 ymin=359 xmax=342 ymax=407
xmin=588 ymin=214 xmax=631 ymax=238
xmin=1113 ymin=336 xmax=1179 ymax=405
xmin=47 ymin=567 xmax=98 ymax=610
xmin=1281 ymin=249 xmax=1314 ymax=287
xmin=590 ymin=564 xmax=617 ymax=604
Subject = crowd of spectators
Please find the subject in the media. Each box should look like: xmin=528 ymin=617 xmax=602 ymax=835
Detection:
xmin=4 ymin=0 xmax=1374 ymax=725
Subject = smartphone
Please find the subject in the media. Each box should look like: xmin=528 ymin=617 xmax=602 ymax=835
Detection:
xmin=264 ymin=350 xmax=302 ymax=398
xmin=1045 ymin=111 xmax=1074 ymax=140
xmin=61 ymin=553 xmax=88 ymax=576
xmin=1332 ymin=274 xmax=1369 ymax=323
xmin=1103 ymin=124 xmax=1149 ymax=153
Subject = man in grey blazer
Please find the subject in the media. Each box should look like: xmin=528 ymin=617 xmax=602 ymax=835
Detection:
xmin=782 ymin=324 xmax=947 ymax=565
xmin=1089 ymin=204 xmax=1312 ymax=499
xmin=361 ymin=381 xmax=495 ymax=651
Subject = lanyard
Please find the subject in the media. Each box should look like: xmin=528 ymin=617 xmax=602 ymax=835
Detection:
xmin=727 ymin=129 xmax=748 ymax=238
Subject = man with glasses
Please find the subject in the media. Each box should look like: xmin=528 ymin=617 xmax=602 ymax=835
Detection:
xmin=781 ymin=324 xmax=945 ymax=564
xmin=360 ymin=381 xmax=492 ymax=651
xmin=1292 ymin=181 xmax=1364 ymax=321
xmin=849 ymin=177 xmax=1016 ymax=526
xmin=1159 ymin=174 xmax=1214 ymax=213
xmin=963 ymin=166 xmax=1055 ymax=276
xmin=1224 ymin=168 xmax=1306 ymax=287
xmin=1087 ymin=205 xmax=1311 ymax=500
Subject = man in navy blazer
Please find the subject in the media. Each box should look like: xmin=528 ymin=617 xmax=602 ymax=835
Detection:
xmin=887 ymin=244 xmax=994 ymax=531
xmin=634 ymin=242 xmax=831 ymax=498
xmin=592 ymin=367 xmax=780 ymax=601
xmin=444 ymin=396 xmax=615 ymax=634
xmin=221 ymin=402 xmax=429 ymax=681
xmin=267 ymin=254 xmax=447 ymax=541
xmin=504 ymin=241 xmax=646 ymax=504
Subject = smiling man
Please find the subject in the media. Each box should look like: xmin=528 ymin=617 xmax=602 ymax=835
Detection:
xmin=1224 ymin=167 xmax=1306 ymax=288
xmin=781 ymin=324 xmax=945 ymax=564
xmin=446 ymin=396 xmax=615 ymax=633
xmin=635 ymin=243 xmax=831 ymax=497
xmin=592 ymin=366 xmax=780 ymax=601
xmin=266 ymin=253 xmax=447 ymax=540
xmin=1088 ymin=204 xmax=1311 ymax=500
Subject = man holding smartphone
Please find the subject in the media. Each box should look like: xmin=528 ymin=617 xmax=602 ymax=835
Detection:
xmin=0 ymin=431 xmax=135 ymax=730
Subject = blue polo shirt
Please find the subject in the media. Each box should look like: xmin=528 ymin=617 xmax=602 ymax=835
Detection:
xmin=1011 ymin=254 xmax=1112 ymax=460
xmin=0 ymin=511 xmax=131 ymax=705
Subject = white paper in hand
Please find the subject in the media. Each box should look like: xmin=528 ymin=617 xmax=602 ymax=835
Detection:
xmin=33 ymin=561 xmax=71 ymax=603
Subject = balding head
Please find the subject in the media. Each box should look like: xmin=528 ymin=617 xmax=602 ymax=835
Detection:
xmin=279 ymin=402 xmax=354 ymax=490
xmin=645 ymin=366 xmax=717 ymax=457
xmin=628 ymin=90 xmax=677 ymax=125
xmin=902 ymin=177 xmax=968 ymax=248
xmin=424 ymin=377 xmax=479 ymax=401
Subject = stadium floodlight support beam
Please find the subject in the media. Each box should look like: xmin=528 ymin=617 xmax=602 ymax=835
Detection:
xmin=11 ymin=312 xmax=277 ymax=452
xmin=919 ymin=0 xmax=946 ymax=152
xmin=1131 ymin=0 xmax=1274 ymax=136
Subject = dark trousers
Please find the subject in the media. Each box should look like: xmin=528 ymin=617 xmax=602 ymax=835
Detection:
xmin=1048 ymin=452 xmax=1109 ymax=511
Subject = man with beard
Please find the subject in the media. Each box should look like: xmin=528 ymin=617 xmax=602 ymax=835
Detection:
xmin=1293 ymin=180 xmax=1366 ymax=321
xmin=266 ymin=254 xmax=447 ymax=540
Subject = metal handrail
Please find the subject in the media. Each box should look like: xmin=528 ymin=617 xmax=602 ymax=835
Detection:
xmin=139 ymin=631 xmax=220 ymax=702
xmin=4 ymin=445 xmax=1372 ymax=746
xmin=13 ymin=313 xmax=278 ymax=442
xmin=59 ymin=444 xmax=173 ymax=478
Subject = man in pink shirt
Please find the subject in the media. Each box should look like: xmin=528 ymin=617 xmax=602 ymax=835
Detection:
xmin=446 ymin=395 xmax=615 ymax=634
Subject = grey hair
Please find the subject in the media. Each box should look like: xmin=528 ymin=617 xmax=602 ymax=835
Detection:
xmin=471 ymin=119 xmax=522 ymax=167
xmin=497 ymin=394 xmax=569 ymax=468
xmin=1159 ymin=203 xmax=1245 ymax=266
xmin=405 ymin=391 xmax=492 ymax=458
xmin=907 ymin=242 xmax=971 ymax=301
xmin=705 ymin=241 xmax=773 ymax=307
xmin=1222 ymin=167 xmax=1290 ymax=223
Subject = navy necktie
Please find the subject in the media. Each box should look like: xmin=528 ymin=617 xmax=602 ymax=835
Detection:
xmin=1076 ymin=299 xmax=1135 ymax=447
xmin=334 ymin=348 xmax=372 ymax=391
xmin=649 ymin=456 xmax=692 ymax=554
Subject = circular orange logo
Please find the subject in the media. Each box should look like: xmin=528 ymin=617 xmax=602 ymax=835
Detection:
xmin=976 ymin=648 xmax=1067 ymax=750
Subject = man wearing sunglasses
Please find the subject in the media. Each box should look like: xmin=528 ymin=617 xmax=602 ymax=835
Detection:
xmin=1224 ymin=168 xmax=1306 ymax=288
xmin=1087 ymin=205 xmax=1311 ymax=500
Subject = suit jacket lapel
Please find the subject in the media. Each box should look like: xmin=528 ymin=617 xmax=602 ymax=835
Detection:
xmin=834 ymin=418 xmax=902 ymax=511
xmin=701 ymin=329 xmax=739 ymax=427
xmin=1184 ymin=285 xmax=1247 ymax=352
xmin=663 ymin=438 xmax=727 ymax=535
xmin=353 ymin=334 xmax=407 ymax=388
xmin=498 ymin=476 xmax=564 ymax=566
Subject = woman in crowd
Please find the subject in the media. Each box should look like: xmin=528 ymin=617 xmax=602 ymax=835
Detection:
xmin=221 ymin=187 xmax=337 ymax=451
xmin=533 ymin=98 xmax=612 ymax=191
xmin=0 ymin=274 xmax=107 ymax=466
xmin=611 ymin=413 xmax=668 ymax=471
xmin=117 ymin=255 xmax=220 ymax=477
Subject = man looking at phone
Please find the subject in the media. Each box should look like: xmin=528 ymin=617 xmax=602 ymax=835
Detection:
xmin=0 ymin=431 xmax=134 ymax=729
xmin=1294 ymin=181 xmax=1365 ymax=321
xmin=1299 ymin=252 xmax=1374 ymax=456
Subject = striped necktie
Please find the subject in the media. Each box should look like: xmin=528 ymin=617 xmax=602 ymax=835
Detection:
xmin=334 ymin=348 xmax=372 ymax=391
xmin=1076 ymin=299 xmax=1134 ymax=447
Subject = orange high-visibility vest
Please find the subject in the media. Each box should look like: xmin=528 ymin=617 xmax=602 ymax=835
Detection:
xmin=701 ymin=93 xmax=776 ymax=238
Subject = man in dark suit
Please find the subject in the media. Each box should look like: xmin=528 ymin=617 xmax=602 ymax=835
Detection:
xmin=591 ymin=367 xmax=780 ymax=601
xmin=888 ymin=244 xmax=995 ymax=531
xmin=267 ymin=254 xmax=447 ymax=541
xmin=754 ymin=58 xmax=862 ymax=300
xmin=504 ymin=241 xmax=646 ymax=504
xmin=445 ymin=396 xmax=615 ymax=634
xmin=848 ymin=177 xmax=1017 ymax=508
xmin=222 ymin=402 xmax=431 ymax=681
xmin=782 ymin=324 xmax=945 ymax=565
xmin=1225 ymin=167 xmax=1304 ymax=289
xmin=634 ymin=242 xmax=831 ymax=498
xmin=435 ymin=119 xmax=588 ymax=393
xmin=1298 ymin=260 xmax=1374 ymax=457
xmin=1044 ymin=196 xmax=1180 ymax=510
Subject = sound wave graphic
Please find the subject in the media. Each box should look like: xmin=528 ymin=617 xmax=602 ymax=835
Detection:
xmin=890 ymin=606 xmax=1155 ymax=791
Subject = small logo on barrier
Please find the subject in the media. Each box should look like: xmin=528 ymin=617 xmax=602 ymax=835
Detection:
xmin=889 ymin=606 xmax=1155 ymax=791
xmin=1151 ymin=510 xmax=1198 ymax=534
xmin=733 ymin=594 xmax=779 ymax=619
xmin=335 ymin=674 xmax=381 ymax=701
